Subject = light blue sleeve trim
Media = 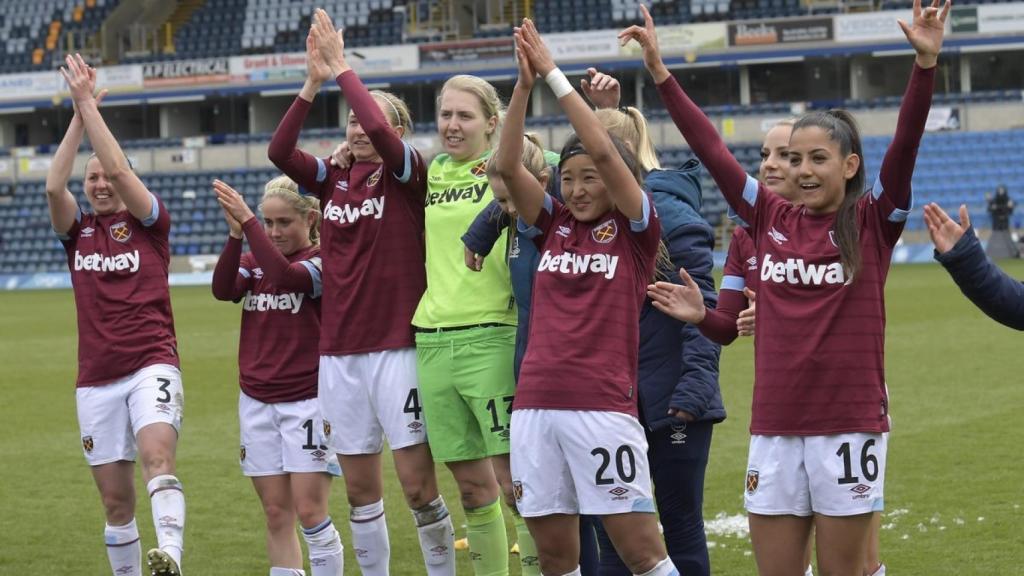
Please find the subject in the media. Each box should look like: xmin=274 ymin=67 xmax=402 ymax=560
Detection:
xmin=141 ymin=193 xmax=160 ymax=227
xmin=727 ymin=207 xmax=749 ymax=228
xmin=300 ymin=259 xmax=323 ymax=299
xmin=742 ymin=174 xmax=759 ymax=207
xmin=631 ymin=497 xmax=656 ymax=513
xmin=238 ymin=267 xmax=251 ymax=279
xmin=629 ymin=193 xmax=652 ymax=232
xmin=721 ymin=275 xmax=746 ymax=292
xmin=871 ymin=175 xmax=883 ymax=200
xmin=516 ymin=194 xmax=553 ymax=239
xmin=54 ymin=206 xmax=83 ymax=240
xmin=394 ymin=142 xmax=414 ymax=183
xmin=872 ymin=175 xmax=914 ymax=223
xmin=315 ymin=157 xmax=327 ymax=183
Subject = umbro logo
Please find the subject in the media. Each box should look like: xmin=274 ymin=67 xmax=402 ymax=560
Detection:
xmin=746 ymin=256 xmax=757 ymax=270
xmin=850 ymin=484 xmax=871 ymax=495
xmin=556 ymin=225 xmax=571 ymax=238
xmin=768 ymin=227 xmax=788 ymax=245
xmin=336 ymin=180 xmax=349 ymax=191
xmin=608 ymin=486 xmax=629 ymax=499
xmin=81 ymin=226 xmax=95 ymax=238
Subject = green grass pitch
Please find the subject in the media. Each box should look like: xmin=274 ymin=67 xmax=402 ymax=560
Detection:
xmin=1 ymin=261 xmax=1022 ymax=574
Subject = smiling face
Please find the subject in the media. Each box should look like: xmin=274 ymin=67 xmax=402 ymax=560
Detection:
xmin=83 ymin=156 xmax=125 ymax=216
xmin=347 ymin=97 xmax=404 ymax=164
xmin=559 ymin=154 xmax=615 ymax=223
xmin=437 ymin=89 xmax=496 ymax=162
xmin=261 ymin=196 xmax=314 ymax=257
xmin=786 ymin=126 xmax=861 ymax=214
xmin=759 ymin=124 xmax=797 ymax=202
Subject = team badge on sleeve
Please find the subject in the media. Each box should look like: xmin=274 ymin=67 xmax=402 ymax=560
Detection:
xmin=323 ymin=419 xmax=332 ymax=440
xmin=746 ymin=469 xmax=759 ymax=494
xmin=240 ymin=445 xmax=246 ymax=462
xmin=512 ymin=480 xmax=523 ymax=502
xmin=592 ymin=219 xmax=618 ymax=244
xmin=82 ymin=436 xmax=94 ymax=453
xmin=108 ymin=221 xmax=132 ymax=243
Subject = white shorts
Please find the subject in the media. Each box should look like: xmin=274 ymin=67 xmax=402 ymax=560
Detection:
xmin=510 ymin=409 xmax=655 ymax=517
xmin=76 ymin=364 xmax=184 ymax=466
xmin=744 ymin=433 xmax=887 ymax=517
xmin=318 ymin=348 xmax=427 ymax=455
xmin=238 ymin=392 xmax=341 ymax=477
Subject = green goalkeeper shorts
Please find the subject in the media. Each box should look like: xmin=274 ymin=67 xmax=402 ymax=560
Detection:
xmin=415 ymin=325 xmax=516 ymax=462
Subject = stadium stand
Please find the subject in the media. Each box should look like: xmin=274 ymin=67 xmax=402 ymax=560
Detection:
xmin=0 ymin=0 xmax=116 ymax=73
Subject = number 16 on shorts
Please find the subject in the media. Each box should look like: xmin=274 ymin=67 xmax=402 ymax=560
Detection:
xmin=745 ymin=433 xmax=887 ymax=517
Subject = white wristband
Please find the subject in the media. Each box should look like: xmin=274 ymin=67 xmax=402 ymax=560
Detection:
xmin=544 ymin=68 xmax=574 ymax=99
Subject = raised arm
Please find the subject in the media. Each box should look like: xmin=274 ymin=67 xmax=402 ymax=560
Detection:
xmin=621 ymin=6 xmax=752 ymax=222
xmin=313 ymin=9 xmax=413 ymax=180
xmin=61 ymin=55 xmax=152 ymax=221
xmin=212 ymin=203 xmax=249 ymax=301
xmin=267 ymin=32 xmax=335 ymax=193
xmin=878 ymin=0 xmax=948 ymax=209
xmin=518 ymin=19 xmax=645 ymax=221
xmin=47 ymin=69 xmax=105 ymax=234
xmin=213 ymin=180 xmax=317 ymax=294
xmin=493 ymin=36 xmax=547 ymax=225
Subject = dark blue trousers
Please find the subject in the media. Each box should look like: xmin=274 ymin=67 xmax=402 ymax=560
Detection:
xmin=595 ymin=420 xmax=714 ymax=576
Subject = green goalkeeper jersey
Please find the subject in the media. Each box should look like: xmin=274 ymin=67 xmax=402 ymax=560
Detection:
xmin=412 ymin=150 xmax=517 ymax=328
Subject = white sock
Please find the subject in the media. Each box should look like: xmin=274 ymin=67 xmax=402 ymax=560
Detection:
xmin=105 ymin=518 xmax=141 ymax=576
xmin=301 ymin=517 xmax=343 ymax=576
xmin=805 ymin=565 xmax=814 ymax=576
xmin=270 ymin=568 xmax=306 ymax=576
xmin=350 ymin=500 xmax=390 ymax=575
xmin=636 ymin=557 xmax=680 ymax=576
xmin=147 ymin=474 xmax=185 ymax=568
xmin=560 ymin=568 xmax=582 ymax=576
xmin=411 ymin=496 xmax=455 ymax=575
xmin=868 ymin=563 xmax=886 ymax=576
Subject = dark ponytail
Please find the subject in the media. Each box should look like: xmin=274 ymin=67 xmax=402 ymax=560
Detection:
xmin=793 ymin=109 xmax=865 ymax=280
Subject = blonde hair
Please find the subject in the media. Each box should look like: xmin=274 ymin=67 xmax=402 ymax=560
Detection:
xmin=486 ymin=132 xmax=550 ymax=181
xmin=437 ymin=75 xmax=505 ymax=145
xmin=259 ymin=175 xmax=322 ymax=245
xmin=595 ymin=107 xmax=661 ymax=172
xmin=369 ymin=90 xmax=413 ymax=135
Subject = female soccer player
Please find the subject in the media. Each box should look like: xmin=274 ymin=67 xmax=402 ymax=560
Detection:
xmin=268 ymin=12 xmax=453 ymax=575
xmin=587 ymin=105 xmax=723 ymax=576
xmin=630 ymin=1 xmax=945 ymax=573
xmin=211 ymin=177 xmax=344 ymax=576
xmin=409 ymin=65 xmax=529 ymax=573
xmin=504 ymin=20 xmax=679 ymax=576
xmin=50 ymin=54 xmax=185 ymax=576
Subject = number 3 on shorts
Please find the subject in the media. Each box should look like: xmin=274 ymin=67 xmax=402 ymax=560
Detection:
xmin=836 ymin=438 xmax=879 ymax=485
xmin=155 ymin=378 xmax=172 ymax=404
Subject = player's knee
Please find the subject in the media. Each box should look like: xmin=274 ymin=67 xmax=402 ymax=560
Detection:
xmin=100 ymin=492 xmax=134 ymax=525
xmin=263 ymin=501 xmax=297 ymax=533
xmin=619 ymin=547 xmax=665 ymax=575
xmin=293 ymin=498 xmax=327 ymax=529
xmin=400 ymin=482 xmax=430 ymax=509
xmin=140 ymin=450 xmax=173 ymax=477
